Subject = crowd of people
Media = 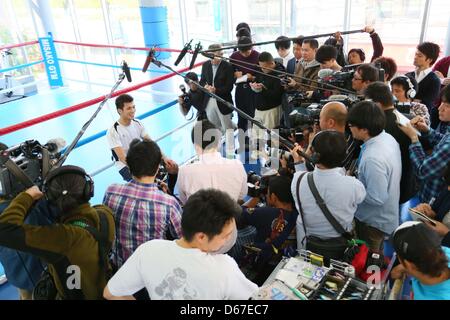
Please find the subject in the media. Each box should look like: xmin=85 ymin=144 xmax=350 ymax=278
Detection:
xmin=1 ymin=21 xmax=450 ymax=300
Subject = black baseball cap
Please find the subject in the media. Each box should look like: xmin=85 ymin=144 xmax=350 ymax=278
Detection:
xmin=392 ymin=221 xmax=442 ymax=262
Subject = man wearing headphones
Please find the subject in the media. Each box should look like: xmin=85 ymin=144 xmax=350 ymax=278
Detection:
xmin=290 ymin=130 xmax=366 ymax=261
xmin=391 ymin=75 xmax=430 ymax=126
xmin=0 ymin=165 xmax=115 ymax=299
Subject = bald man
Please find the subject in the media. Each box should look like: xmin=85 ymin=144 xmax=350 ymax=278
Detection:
xmin=299 ymin=101 xmax=361 ymax=173
xmin=319 ymin=101 xmax=347 ymax=132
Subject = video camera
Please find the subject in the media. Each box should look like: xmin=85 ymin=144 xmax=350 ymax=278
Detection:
xmin=0 ymin=139 xmax=65 ymax=199
xmin=247 ymin=171 xmax=271 ymax=198
xmin=179 ymin=84 xmax=191 ymax=106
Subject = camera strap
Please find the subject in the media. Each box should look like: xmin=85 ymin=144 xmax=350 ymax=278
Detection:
xmin=295 ymin=172 xmax=308 ymax=246
xmin=0 ymin=152 xmax=34 ymax=188
xmin=306 ymin=173 xmax=353 ymax=241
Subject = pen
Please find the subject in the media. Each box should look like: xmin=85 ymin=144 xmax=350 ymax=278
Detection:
xmin=429 ymin=197 xmax=436 ymax=206
xmin=279 ymin=280 xmax=308 ymax=300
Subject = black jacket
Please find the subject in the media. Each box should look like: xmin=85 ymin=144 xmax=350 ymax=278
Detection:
xmin=384 ymin=108 xmax=417 ymax=203
xmin=200 ymin=60 xmax=235 ymax=115
xmin=405 ymin=71 xmax=441 ymax=113
xmin=254 ymin=63 xmax=285 ymax=111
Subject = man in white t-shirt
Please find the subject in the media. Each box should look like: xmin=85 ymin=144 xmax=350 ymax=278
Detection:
xmin=176 ymin=120 xmax=247 ymax=204
xmin=106 ymin=94 xmax=178 ymax=182
xmin=103 ymin=189 xmax=259 ymax=300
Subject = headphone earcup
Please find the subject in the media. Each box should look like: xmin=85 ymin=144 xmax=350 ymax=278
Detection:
xmin=408 ymin=88 xmax=416 ymax=99
xmin=310 ymin=152 xmax=320 ymax=165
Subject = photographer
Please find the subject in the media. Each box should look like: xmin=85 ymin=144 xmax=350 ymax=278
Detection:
xmin=290 ymin=131 xmax=366 ymax=261
xmin=236 ymin=176 xmax=298 ymax=283
xmin=178 ymin=72 xmax=207 ymax=121
xmin=103 ymin=139 xmax=182 ymax=269
xmin=0 ymin=165 xmax=115 ymax=299
xmin=308 ymin=45 xmax=343 ymax=101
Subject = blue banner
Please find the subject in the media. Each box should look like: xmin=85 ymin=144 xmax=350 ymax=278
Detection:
xmin=38 ymin=36 xmax=63 ymax=87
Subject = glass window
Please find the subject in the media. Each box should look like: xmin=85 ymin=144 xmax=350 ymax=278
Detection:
xmin=347 ymin=0 xmax=427 ymax=72
xmin=424 ymin=0 xmax=449 ymax=59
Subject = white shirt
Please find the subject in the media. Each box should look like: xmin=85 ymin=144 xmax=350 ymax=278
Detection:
xmin=107 ymin=240 xmax=258 ymax=300
xmin=106 ymin=120 xmax=148 ymax=170
xmin=415 ymin=67 xmax=433 ymax=84
xmin=177 ymin=152 xmax=248 ymax=204
xmin=280 ymin=51 xmax=294 ymax=69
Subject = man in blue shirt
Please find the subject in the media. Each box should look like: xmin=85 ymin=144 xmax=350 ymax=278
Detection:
xmin=347 ymin=101 xmax=402 ymax=253
xmin=391 ymin=221 xmax=450 ymax=300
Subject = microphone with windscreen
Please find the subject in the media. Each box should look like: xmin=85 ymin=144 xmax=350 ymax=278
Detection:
xmin=174 ymin=39 xmax=193 ymax=66
xmin=189 ymin=42 xmax=203 ymax=70
xmin=122 ymin=61 xmax=132 ymax=82
xmin=318 ymin=68 xmax=336 ymax=80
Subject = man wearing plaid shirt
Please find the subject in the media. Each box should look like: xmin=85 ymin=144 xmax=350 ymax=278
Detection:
xmin=400 ymin=84 xmax=450 ymax=203
xmin=103 ymin=140 xmax=182 ymax=268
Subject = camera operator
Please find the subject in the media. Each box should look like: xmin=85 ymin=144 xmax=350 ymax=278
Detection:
xmin=308 ymin=45 xmax=343 ymax=101
xmin=391 ymin=75 xmax=430 ymax=126
xmin=373 ymin=56 xmax=397 ymax=83
xmin=364 ymin=82 xmax=417 ymax=204
xmin=294 ymin=102 xmax=361 ymax=173
xmin=290 ymin=130 xmax=366 ymax=261
xmin=236 ymin=175 xmax=298 ymax=285
xmin=351 ymin=63 xmax=379 ymax=95
xmin=0 ymin=143 xmax=56 ymax=300
xmin=178 ymin=72 xmax=207 ymax=121
xmin=0 ymin=165 xmax=115 ymax=299
xmin=103 ymin=139 xmax=182 ymax=269
xmin=176 ymin=120 xmax=247 ymax=205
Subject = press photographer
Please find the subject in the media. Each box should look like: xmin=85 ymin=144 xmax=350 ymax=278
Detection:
xmin=291 ymin=130 xmax=366 ymax=262
xmin=178 ymin=72 xmax=207 ymax=121
xmin=236 ymin=175 xmax=299 ymax=285
xmin=0 ymin=165 xmax=115 ymax=299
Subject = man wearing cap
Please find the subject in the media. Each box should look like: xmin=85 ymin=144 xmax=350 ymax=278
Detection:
xmin=391 ymin=221 xmax=450 ymax=300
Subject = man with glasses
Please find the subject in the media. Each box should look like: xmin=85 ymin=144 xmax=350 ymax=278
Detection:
xmin=351 ymin=64 xmax=379 ymax=95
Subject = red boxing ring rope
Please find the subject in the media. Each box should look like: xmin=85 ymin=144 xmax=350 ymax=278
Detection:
xmin=0 ymin=62 xmax=204 ymax=136
xmin=53 ymin=40 xmax=182 ymax=53
xmin=0 ymin=41 xmax=39 ymax=51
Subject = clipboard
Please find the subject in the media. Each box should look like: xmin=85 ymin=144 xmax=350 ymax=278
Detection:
xmin=408 ymin=208 xmax=437 ymax=226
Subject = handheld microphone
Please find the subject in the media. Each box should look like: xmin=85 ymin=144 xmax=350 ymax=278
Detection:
xmin=189 ymin=42 xmax=202 ymax=70
xmin=179 ymin=84 xmax=187 ymax=94
xmin=174 ymin=39 xmax=193 ymax=66
xmin=122 ymin=61 xmax=132 ymax=82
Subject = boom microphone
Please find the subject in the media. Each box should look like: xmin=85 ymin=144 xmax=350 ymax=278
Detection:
xmin=318 ymin=68 xmax=335 ymax=79
xmin=122 ymin=61 xmax=132 ymax=82
xmin=189 ymin=42 xmax=202 ymax=70
xmin=142 ymin=48 xmax=156 ymax=73
xmin=45 ymin=138 xmax=66 ymax=154
xmin=174 ymin=39 xmax=193 ymax=66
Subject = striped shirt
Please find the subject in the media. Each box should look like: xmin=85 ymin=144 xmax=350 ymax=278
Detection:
xmin=103 ymin=181 xmax=183 ymax=267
